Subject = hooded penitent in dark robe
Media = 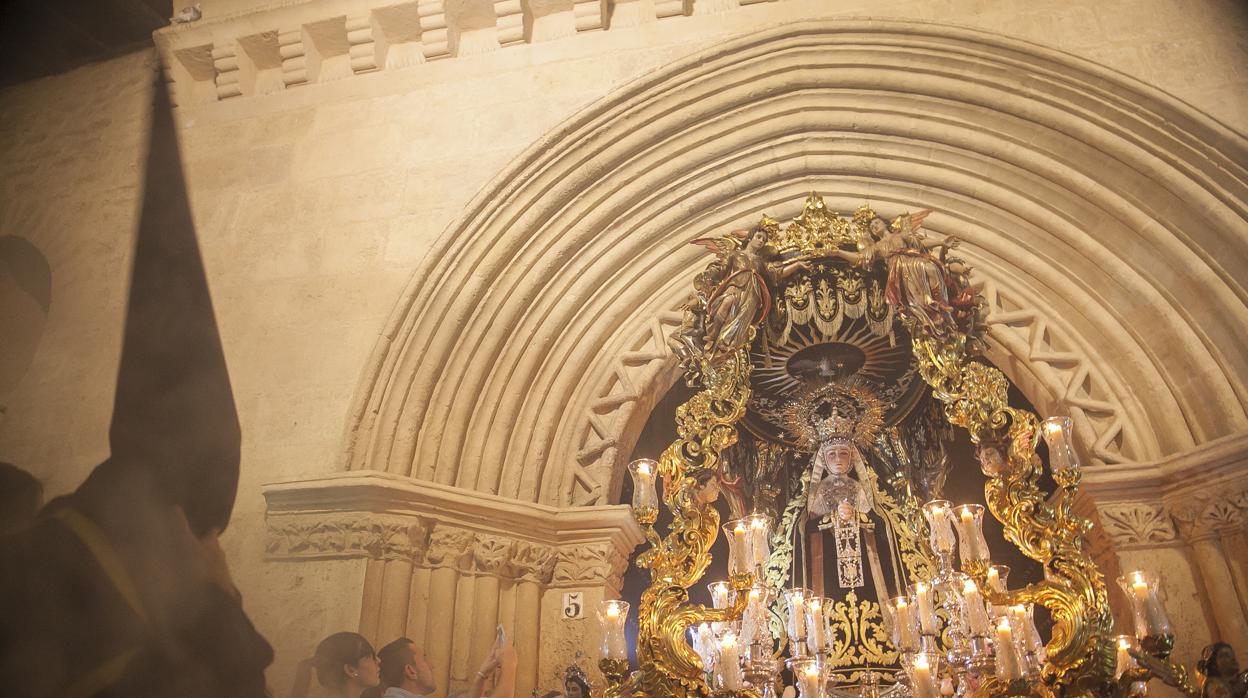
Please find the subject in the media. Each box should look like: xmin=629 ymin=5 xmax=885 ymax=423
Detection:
xmin=0 ymin=69 xmax=272 ymax=697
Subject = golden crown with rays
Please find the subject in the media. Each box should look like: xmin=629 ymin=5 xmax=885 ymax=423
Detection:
xmin=782 ymin=378 xmax=885 ymax=451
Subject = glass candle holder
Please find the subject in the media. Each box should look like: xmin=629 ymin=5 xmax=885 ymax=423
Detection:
xmin=708 ymin=580 xmax=732 ymax=634
xmin=746 ymin=513 xmax=771 ymax=572
xmin=923 ymin=500 xmax=957 ymax=556
xmin=741 ymin=585 xmax=772 ymax=660
xmin=785 ymin=588 xmax=811 ymax=650
xmin=994 ymin=616 xmax=1024 ymax=681
xmin=985 ymin=564 xmax=1010 ymax=618
xmin=791 ymin=658 xmax=823 ymax=698
xmin=716 ymin=630 xmax=745 ymax=691
xmin=806 ymin=596 xmax=829 ymax=655
xmin=960 ymin=579 xmax=992 ymax=638
xmin=890 ymin=595 xmax=919 ymax=652
xmin=600 ymin=600 xmax=630 ymax=660
xmin=913 ymin=581 xmax=939 ymax=636
xmin=1041 ymin=417 xmax=1080 ymax=483
xmin=953 ymin=504 xmax=990 ymax=565
xmin=907 ymin=652 xmax=939 ymax=698
xmin=1019 ymin=603 xmax=1046 ymax=662
xmin=1116 ymin=571 xmax=1174 ymax=657
xmin=628 ymin=459 xmax=659 ymax=517
xmin=723 ymin=518 xmax=752 ymax=577
xmin=1114 ymin=635 xmax=1138 ymax=679
xmin=693 ymin=623 xmax=717 ymax=674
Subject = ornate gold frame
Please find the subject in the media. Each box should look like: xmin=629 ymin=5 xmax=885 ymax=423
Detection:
xmin=602 ymin=196 xmax=1139 ymax=698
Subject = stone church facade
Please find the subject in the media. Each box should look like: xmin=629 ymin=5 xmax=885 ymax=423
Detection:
xmin=1 ymin=1 xmax=1246 ymax=695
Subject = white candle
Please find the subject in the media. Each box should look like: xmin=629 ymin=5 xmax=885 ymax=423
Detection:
xmin=718 ymin=632 xmax=744 ymax=690
xmin=696 ymin=623 xmax=717 ymax=672
xmin=915 ymin=582 xmax=938 ymax=635
xmin=911 ymin=653 xmax=938 ymax=698
xmin=1114 ymin=636 xmax=1136 ymax=679
xmin=798 ymin=661 xmax=822 ymax=698
xmin=962 ymin=579 xmax=991 ymax=637
xmin=986 ymin=565 xmax=1009 ymax=619
xmin=892 ymin=597 xmax=918 ymax=651
xmin=995 ymin=617 xmax=1023 ymax=680
xmin=749 ymin=516 xmax=769 ymax=571
xmin=787 ymin=590 xmax=808 ymax=643
xmin=807 ymin=598 xmax=826 ymax=653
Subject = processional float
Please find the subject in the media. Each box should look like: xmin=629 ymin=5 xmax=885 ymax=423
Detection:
xmin=595 ymin=194 xmax=1197 ymax=698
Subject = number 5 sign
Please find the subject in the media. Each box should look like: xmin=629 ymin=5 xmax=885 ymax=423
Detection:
xmin=562 ymin=592 xmax=584 ymax=619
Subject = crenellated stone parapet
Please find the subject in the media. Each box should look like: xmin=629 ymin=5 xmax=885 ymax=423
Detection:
xmin=262 ymin=471 xmax=643 ymax=695
xmin=155 ymin=0 xmax=779 ymax=106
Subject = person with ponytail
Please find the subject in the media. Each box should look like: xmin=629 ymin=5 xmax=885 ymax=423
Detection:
xmin=290 ymin=632 xmax=381 ymax=698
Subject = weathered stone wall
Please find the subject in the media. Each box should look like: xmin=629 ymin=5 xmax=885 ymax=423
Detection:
xmin=1 ymin=1 xmax=1246 ymax=695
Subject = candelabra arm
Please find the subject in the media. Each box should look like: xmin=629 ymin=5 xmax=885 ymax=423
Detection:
xmin=907 ymin=325 xmax=1117 ymax=695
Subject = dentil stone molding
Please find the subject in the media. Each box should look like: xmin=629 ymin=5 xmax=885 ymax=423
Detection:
xmin=155 ymin=0 xmax=785 ymax=106
xmin=263 ymin=471 xmax=641 ymax=586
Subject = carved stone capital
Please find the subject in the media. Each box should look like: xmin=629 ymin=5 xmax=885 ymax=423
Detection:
xmin=552 ymin=541 xmax=631 ymax=593
xmin=263 ymin=472 xmax=642 ymax=588
xmin=265 ymin=513 xmax=431 ymax=561
xmin=510 ymin=540 xmax=557 ymax=584
xmin=1168 ymin=493 xmax=1248 ymax=542
xmin=427 ymin=526 xmax=476 ymax=568
xmin=1097 ymin=502 xmax=1179 ymax=549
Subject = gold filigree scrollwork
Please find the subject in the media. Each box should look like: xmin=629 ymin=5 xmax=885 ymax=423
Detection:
xmin=823 ymin=589 xmax=899 ymax=683
xmin=908 ymin=327 xmax=1116 ymax=696
xmin=607 ymin=348 xmax=760 ymax=698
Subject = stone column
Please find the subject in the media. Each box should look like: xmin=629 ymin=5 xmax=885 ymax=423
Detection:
xmin=1083 ymin=432 xmax=1248 ymax=672
xmin=1172 ymin=498 xmax=1248 ymax=648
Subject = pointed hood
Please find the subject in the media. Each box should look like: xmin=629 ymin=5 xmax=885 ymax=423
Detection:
xmin=105 ymin=68 xmax=241 ymax=536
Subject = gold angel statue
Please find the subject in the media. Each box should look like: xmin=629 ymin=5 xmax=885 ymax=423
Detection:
xmin=832 ymin=211 xmax=970 ymax=335
xmin=669 ymin=227 xmax=808 ymax=372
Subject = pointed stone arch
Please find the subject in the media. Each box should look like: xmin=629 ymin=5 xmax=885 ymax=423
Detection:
xmin=341 ymin=18 xmax=1248 ymax=506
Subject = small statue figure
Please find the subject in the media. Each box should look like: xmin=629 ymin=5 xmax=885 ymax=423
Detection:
xmin=563 ymin=663 xmax=592 ymax=698
xmin=669 ymin=227 xmax=807 ymax=374
xmin=830 ymin=211 xmax=969 ymax=337
xmin=807 ymin=415 xmax=876 ymax=589
xmin=1197 ymin=642 xmax=1248 ymax=698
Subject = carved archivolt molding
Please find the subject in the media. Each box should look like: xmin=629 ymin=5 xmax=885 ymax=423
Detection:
xmin=341 ymin=19 xmax=1248 ymax=508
